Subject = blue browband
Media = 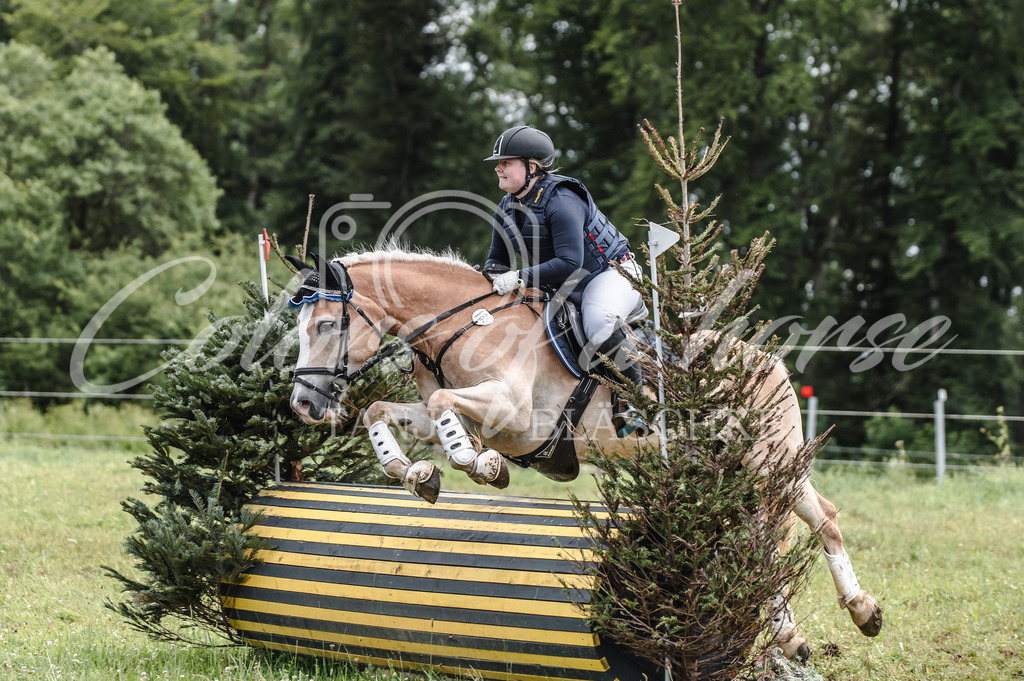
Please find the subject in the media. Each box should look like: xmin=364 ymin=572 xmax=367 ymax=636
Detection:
xmin=287 ymin=289 xmax=352 ymax=308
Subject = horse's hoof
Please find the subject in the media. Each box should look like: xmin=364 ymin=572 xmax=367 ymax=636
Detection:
xmin=470 ymin=449 xmax=508 ymax=488
xmin=404 ymin=461 xmax=440 ymax=504
xmin=489 ymin=456 xmax=510 ymax=489
xmin=848 ymin=592 xmax=883 ymax=637
xmin=856 ymin=604 xmax=883 ymax=637
xmin=417 ymin=467 xmax=442 ymax=504
xmin=776 ymin=637 xmax=811 ymax=663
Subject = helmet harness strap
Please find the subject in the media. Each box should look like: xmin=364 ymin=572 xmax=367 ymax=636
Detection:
xmin=514 ymin=159 xmax=543 ymax=196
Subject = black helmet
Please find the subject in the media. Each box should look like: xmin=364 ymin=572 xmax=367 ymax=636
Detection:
xmin=484 ymin=125 xmax=556 ymax=169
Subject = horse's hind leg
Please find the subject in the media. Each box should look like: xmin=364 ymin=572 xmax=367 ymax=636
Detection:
xmin=770 ymin=515 xmax=811 ymax=661
xmin=794 ymin=478 xmax=883 ymax=637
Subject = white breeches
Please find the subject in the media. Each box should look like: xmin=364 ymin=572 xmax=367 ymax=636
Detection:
xmin=581 ymin=258 xmax=643 ymax=345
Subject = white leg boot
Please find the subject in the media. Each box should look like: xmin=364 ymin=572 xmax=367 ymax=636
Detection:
xmin=368 ymin=421 xmax=412 ymax=479
xmin=433 ymin=410 xmax=509 ymax=487
xmin=825 ymin=549 xmax=862 ymax=608
xmin=368 ymin=420 xmax=440 ymax=503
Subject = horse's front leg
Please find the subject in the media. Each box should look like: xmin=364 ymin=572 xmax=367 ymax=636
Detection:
xmin=426 ymin=380 xmax=530 ymax=490
xmin=363 ymin=400 xmax=443 ymax=504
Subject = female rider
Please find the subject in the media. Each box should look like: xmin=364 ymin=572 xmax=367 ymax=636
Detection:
xmin=482 ymin=125 xmax=648 ymax=437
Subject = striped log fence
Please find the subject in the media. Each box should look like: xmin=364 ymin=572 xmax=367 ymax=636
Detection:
xmin=221 ymin=482 xmax=656 ymax=681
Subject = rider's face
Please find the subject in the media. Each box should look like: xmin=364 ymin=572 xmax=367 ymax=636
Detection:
xmin=495 ymin=158 xmax=529 ymax=194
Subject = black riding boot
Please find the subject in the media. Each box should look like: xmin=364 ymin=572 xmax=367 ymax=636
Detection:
xmin=593 ymin=326 xmax=651 ymax=438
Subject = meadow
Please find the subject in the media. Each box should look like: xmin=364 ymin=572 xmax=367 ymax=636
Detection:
xmin=1 ymin=401 xmax=1022 ymax=680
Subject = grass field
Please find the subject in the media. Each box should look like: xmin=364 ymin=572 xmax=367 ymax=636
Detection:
xmin=1 ymin=431 xmax=1022 ymax=680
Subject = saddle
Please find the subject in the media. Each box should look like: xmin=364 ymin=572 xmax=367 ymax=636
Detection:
xmin=543 ymin=296 xmax=650 ymax=378
xmin=508 ymin=296 xmax=649 ymax=482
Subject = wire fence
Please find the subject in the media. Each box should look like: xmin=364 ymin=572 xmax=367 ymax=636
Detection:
xmin=1 ymin=336 xmax=1021 ymax=476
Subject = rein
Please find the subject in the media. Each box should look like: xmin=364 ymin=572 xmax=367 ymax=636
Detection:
xmin=293 ymin=263 xmax=543 ymax=402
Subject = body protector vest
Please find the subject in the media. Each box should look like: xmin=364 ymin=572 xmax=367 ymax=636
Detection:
xmin=491 ymin=174 xmax=629 ymax=293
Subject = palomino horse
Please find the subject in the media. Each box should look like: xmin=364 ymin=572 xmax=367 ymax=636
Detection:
xmin=286 ymin=247 xmax=882 ymax=658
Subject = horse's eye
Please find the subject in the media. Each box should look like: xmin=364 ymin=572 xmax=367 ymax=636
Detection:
xmin=316 ymin=319 xmax=335 ymax=334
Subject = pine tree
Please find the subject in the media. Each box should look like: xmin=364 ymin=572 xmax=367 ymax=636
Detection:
xmin=572 ymin=5 xmax=822 ymax=679
xmin=104 ymin=278 xmax=425 ymax=644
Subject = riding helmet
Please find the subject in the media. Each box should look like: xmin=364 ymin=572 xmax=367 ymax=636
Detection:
xmin=484 ymin=125 xmax=556 ymax=169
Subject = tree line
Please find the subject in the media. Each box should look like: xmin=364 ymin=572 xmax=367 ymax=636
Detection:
xmin=1 ymin=0 xmax=1021 ymax=453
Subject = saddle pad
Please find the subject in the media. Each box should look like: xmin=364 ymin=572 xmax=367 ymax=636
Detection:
xmin=542 ymin=300 xmax=585 ymax=379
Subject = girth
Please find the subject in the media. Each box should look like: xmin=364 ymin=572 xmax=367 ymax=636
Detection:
xmin=504 ymin=374 xmax=600 ymax=483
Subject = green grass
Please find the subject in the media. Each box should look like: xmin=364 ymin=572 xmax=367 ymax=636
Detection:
xmin=2 ymin=434 xmax=1022 ymax=680
xmin=793 ymin=467 xmax=1024 ymax=680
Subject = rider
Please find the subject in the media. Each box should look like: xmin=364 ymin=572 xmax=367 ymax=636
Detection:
xmin=482 ymin=125 xmax=649 ymax=437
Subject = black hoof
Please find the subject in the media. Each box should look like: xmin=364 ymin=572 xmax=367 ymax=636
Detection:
xmin=490 ymin=460 xmax=510 ymax=489
xmin=796 ymin=642 xmax=812 ymax=663
xmin=858 ymin=606 xmax=883 ymax=637
xmin=416 ymin=467 xmax=442 ymax=505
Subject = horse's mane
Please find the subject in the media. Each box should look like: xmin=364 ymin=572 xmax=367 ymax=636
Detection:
xmin=336 ymin=239 xmax=476 ymax=273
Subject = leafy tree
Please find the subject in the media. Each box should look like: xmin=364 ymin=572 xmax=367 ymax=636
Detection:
xmin=768 ymin=0 xmax=1024 ymax=448
xmin=0 ymin=41 xmax=220 ymax=254
xmin=269 ymin=0 xmax=500 ymax=259
xmin=0 ymin=41 xmax=224 ymax=395
xmin=0 ymin=169 xmax=76 ymax=393
xmin=59 ymin=234 xmax=255 ymax=395
xmin=4 ymin=0 xmax=292 ymax=234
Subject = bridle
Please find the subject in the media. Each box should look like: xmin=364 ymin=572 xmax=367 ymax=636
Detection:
xmin=290 ymin=258 xmax=420 ymax=404
xmin=290 ymin=258 xmax=542 ymax=406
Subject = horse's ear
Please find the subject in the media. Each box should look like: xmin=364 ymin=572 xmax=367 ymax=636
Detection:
xmin=310 ymin=253 xmax=330 ymax=283
xmin=285 ymin=254 xmax=312 ymax=273
xmin=310 ymin=252 xmax=348 ymax=292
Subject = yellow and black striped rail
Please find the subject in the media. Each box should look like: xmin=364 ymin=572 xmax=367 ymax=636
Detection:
xmin=221 ymin=482 xmax=656 ymax=681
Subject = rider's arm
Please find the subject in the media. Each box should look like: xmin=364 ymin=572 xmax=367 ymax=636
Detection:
xmin=519 ymin=187 xmax=586 ymax=289
xmin=483 ymin=219 xmax=513 ymax=273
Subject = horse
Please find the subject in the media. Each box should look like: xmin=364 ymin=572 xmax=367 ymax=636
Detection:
xmin=285 ymin=247 xmax=883 ymax=659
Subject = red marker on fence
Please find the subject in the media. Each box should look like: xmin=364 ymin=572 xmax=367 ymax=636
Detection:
xmin=802 ymin=385 xmax=818 ymax=441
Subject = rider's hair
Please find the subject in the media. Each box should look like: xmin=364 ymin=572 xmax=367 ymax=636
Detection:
xmin=528 ymin=157 xmax=559 ymax=175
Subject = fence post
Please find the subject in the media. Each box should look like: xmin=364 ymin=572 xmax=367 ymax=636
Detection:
xmin=258 ymin=230 xmax=280 ymax=486
xmin=934 ymin=388 xmax=947 ymax=483
xmin=800 ymin=385 xmax=817 ymax=442
xmin=805 ymin=395 xmax=818 ymax=442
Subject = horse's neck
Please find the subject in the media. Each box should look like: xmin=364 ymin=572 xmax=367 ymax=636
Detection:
xmin=352 ymin=261 xmax=482 ymax=337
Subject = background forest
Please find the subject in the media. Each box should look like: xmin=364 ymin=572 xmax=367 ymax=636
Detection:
xmin=1 ymin=0 xmax=1022 ymax=454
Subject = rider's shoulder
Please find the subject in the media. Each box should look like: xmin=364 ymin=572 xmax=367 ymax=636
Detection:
xmin=545 ymin=175 xmax=589 ymax=202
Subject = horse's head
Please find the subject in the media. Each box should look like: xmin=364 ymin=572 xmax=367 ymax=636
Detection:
xmin=287 ymin=254 xmax=384 ymax=424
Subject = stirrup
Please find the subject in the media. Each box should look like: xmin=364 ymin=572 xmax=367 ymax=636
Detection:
xmin=613 ymin=406 xmax=650 ymax=438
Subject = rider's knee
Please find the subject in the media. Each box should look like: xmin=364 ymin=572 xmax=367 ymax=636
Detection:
xmin=582 ymin=309 xmax=619 ymax=346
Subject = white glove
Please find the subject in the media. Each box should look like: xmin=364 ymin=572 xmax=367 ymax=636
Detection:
xmin=492 ymin=270 xmax=524 ymax=295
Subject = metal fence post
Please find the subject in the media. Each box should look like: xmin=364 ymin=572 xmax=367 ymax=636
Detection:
xmin=805 ymin=395 xmax=818 ymax=442
xmin=934 ymin=388 xmax=947 ymax=483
